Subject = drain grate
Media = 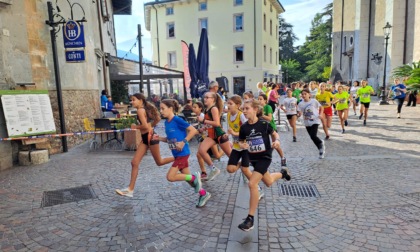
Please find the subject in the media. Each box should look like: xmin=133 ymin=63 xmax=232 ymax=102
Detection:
xmin=400 ymin=192 xmax=420 ymax=201
xmin=41 ymin=184 xmax=97 ymax=207
xmin=280 ymin=184 xmax=320 ymax=198
xmin=387 ymin=205 xmax=420 ymax=223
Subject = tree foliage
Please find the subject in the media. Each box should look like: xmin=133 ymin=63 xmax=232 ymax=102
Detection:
xmin=393 ymin=61 xmax=420 ymax=91
xmin=280 ymin=59 xmax=303 ymax=83
xmin=297 ymin=3 xmax=333 ymax=82
xmin=278 ymin=16 xmax=299 ymax=61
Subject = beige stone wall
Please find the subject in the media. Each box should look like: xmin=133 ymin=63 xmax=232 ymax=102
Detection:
xmin=413 ymin=0 xmax=420 ymax=61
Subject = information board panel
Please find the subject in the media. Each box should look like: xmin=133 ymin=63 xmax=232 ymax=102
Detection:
xmin=0 ymin=90 xmax=56 ymax=137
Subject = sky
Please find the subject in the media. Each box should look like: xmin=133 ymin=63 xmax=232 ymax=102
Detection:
xmin=114 ymin=0 xmax=332 ymax=61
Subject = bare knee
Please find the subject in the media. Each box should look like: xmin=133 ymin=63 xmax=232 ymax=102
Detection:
xmin=227 ymin=165 xmax=237 ymax=173
xmin=166 ymin=174 xmax=176 ymax=182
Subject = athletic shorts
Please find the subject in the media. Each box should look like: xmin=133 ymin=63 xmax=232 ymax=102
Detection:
xmin=213 ymin=134 xmax=229 ymax=145
xmin=355 ymin=97 xmax=360 ymax=103
xmin=141 ymin=131 xmax=159 ymax=146
xmin=228 ymin=149 xmax=250 ymax=167
xmin=250 ymin=158 xmax=271 ymax=175
xmin=172 ymin=155 xmax=189 ymax=170
xmin=361 ymin=102 xmax=370 ymax=108
xmin=323 ymin=107 xmax=333 ymax=117
xmin=286 ymin=114 xmax=297 ymax=120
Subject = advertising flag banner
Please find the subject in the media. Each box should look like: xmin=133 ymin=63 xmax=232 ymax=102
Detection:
xmin=181 ymin=41 xmax=191 ymax=98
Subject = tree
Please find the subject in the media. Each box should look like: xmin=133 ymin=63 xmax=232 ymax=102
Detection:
xmin=297 ymin=3 xmax=333 ymax=81
xmin=393 ymin=61 xmax=420 ymax=91
xmin=280 ymin=59 xmax=303 ymax=83
xmin=278 ymin=16 xmax=298 ymax=61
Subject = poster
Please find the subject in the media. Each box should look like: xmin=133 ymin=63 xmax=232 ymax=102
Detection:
xmin=0 ymin=91 xmax=56 ymax=137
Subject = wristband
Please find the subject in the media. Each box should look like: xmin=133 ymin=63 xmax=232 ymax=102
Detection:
xmin=182 ymin=138 xmax=188 ymax=143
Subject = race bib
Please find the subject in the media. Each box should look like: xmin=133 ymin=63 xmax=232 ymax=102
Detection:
xmin=247 ymin=137 xmax=266 ymax=153
xmin=362 ymin=93 xmax=369 ymax=98
xmin=339 ymin=98 xmax=346 ymax=104
xmin=319 ymin=101 xmax=327 ymax=106
xmin=168 ymin=138 xmax=177 ymax=150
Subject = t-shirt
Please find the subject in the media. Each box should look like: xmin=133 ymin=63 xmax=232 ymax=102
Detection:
xmin=292 ymin=89 xmax=302 ymax=101
xmin=101 ymin=95 xmax=108 ymax=107
xmin=228 ymin=111 xmax=247 ymax=150
xmin=297 ymin=99 xmax=322 ymax=127
xmin=391 ymin=84 xmax=406 ymax=99
xmin=239 ymin=119 xmax=274 ymax=160
xmin=316 ymin=92 xmax=335 ymax=108
xmin=263 ymin=105 xmax=277 ymax=131
xmin=350 ymin=86 xmax=360 ymax=98
xmin=334 ymin=92 xmax=350 ymax=111
xmin=282 ymin=97 xmax=298 ymax=115
xmin=164 ymin=116 xmax=190 ymax=157
xmin=357 ymin=86 xmax=375 ymax=103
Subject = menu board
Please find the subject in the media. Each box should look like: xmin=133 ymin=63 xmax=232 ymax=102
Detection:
xmin=1 ymin=91 xmax=56 ymax=137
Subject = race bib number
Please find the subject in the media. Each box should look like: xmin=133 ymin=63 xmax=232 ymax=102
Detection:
xmin=339 ymin=98 xmax=346 ymax=104
xmin=247 ymin=137 xmax=266 ymax=153
xmin=232 ymin=135 xmax=239 ymax=144
xmin=362 ymin=93 xmax=369 ymax=98
xmin=168 ymin=138 xmax=177 ymax=150
xmin=319 ymin=101 xmax=327 ymax=106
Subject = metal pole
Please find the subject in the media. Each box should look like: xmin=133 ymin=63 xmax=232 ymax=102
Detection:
xmin=138 ymin=24 xmax=144 ymax=94
xmin=47 ymin=1 xmax=68 ymax=152
xmin=379 ymin=35 xmax=390 ymax=105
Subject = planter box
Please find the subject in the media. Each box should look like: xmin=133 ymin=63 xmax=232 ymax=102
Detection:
xmin=123 ymin=130 xmax=141 ymax=150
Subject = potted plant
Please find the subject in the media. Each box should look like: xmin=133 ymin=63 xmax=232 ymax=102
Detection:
xmin=115 ymin=117 xmax=140 ymax=150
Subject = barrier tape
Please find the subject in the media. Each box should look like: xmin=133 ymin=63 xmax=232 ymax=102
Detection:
xmin=0 ymin=128 xmax=138 ymax=141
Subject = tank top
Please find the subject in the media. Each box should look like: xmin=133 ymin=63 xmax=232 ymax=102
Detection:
xmin=227 ymin=111 xmax=243 ymax=150
xmin=204 ymin=105 xmax=225 ymax=139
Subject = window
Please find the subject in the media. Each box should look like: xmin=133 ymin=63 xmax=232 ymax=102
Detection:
xmin=199 ymin=2 xmax=207 ymax=11
xmin=199 ymin=18 xmax=208 ymax=33
xmin=167 ymin=22 xmax=175 ymax=38
xmin=264 ymin=0 xmax=267 ymax=5
xmin=166 ymin=7 xmax=174 ymax=15
xmin=270 ymin=20 xmax=272 ymax=35
xmin=234 ymin=14 xmax=243 ymax=31
xmin=343 ymin=36 xmax=347 ymax=51
xmin=234 ymin=0 xmax=243 ymax=6
xmin=270 ymin=48 xmax=272 ymax=64
xmin=270 ymin=4 xmax=273 ymax=12
xmin=263 ymin=14 xmax=266 ymax=31
xmin=233 ymin=77 xmax=246 ymax=95
xmin=234 ymin=46 xmax=244 ymax=62
xmin=264 ymin=45 xmax=266 ymax=62
xmin=168 ymin=51 xmax=177 ymax=67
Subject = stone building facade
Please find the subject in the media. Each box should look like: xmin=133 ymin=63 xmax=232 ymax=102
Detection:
xmin=0 ymin=0 xmax=131 ymax=170
xmin=331 ymin=0 xmax=420 ymax=90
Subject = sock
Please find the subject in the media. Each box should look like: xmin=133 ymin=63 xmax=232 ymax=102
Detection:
xmin=201 ymin=171 xmax=207 ymax=175
xmin=247 ymin=214 xmax=254 ymax=221
xmin=185 ymin=174 xmax=195 ymax=182
xmin=199 ymin=188 xmax=206 ymax=196
xmin=207 ymin=163 xmax=215 ymax=170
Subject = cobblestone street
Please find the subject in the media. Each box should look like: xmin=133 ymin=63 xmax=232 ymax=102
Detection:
xmin=1 ymin=98 xmax=419 ymax=251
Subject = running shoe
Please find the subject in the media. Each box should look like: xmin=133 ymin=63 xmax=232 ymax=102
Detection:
xmin=325 ymin=135 xmax=330 ymax=140
xmin=115 ymin=188 xmax=133 ymax=198
xmin=258 ymin=186 xmax=264 ymax=200
xmin=281 ymin=157 xmax=287 ymax=166
xmin=196 ymin=192 xmax=211 ymax=208
xmin=207 ymin=167 xmax=221 ymax=181
xmin=319 ymin=140 xmax=325 ymax=159
xmin=238 ymin=217 xmax=254 ymax=231
xmin=193 ymin=172 xmax=202 ymax=193
xmin=344 ymin=120 xmax=348 ymax=126
xmin=293 ymin=136 xmax=297 ymax=142
xmin=342 ymin=129 xmax=345 ymax=134
xmin=242 ymin=171 xmax=249 ymax=184
xmin=201 ymin=172 xmax=208 ymax=181
xmin=280 ymin=168 xmax=291 ymax=181
xmin=363 ymin=120 xmax=366 ymax=126
xmin=359 ymin=113 xmax=364 ymax=120
xmin=354 ymin=112 xmax=357 ymax=116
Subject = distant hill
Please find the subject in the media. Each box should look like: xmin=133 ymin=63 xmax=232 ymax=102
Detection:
xmin=117 ymin=50 xmax=151 ymax=63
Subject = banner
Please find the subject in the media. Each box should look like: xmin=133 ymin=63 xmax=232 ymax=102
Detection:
xmin=181 ymin=40 xmax=191 ymax=98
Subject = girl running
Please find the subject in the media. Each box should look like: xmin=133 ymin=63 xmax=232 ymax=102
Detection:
xmin=152 ymin=99 xmax=211 ymax=207
xmin=258 ymin=93 xmax=287 ymax=166
xmin=350 ymin=81 xmax=360 ymax=115
xmin=196 ymin=92 xmax=232 ymax=181
xmin=316 ymin=82 xmax=335 ymax=140
xmin=116 ymin=93 xmax=174 ymax=197
xmin=297 ymin=89 xmax=326 ymax=159
xmin=237 ymin=99 xmax=291 ymax=231
xmin=192 ymin=101 xmax=224 ymax=180
xmin=357 ymin=80 xmax=375 ymax=125
xmin=332 ymin=85 xmax=352 ymax=133
xmin=280 ymin=88 xmax=298 ymax=142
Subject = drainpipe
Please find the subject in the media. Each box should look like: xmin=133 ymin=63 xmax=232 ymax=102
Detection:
xmin=366 ymin=0 xmax=372 ymax=78
xmin=403 ymin=0 xmax=408 ymax=64
xmin=152 ymin=5 xmax=161 ymax=66
xmin=340 ymin=0 xmax=344 ymax=70
xmin=96 ymin=0 xmax=108 ymax=91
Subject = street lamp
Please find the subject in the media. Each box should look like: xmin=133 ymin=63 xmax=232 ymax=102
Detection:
xmin=379 ymin=22 xmax=392 ymax=105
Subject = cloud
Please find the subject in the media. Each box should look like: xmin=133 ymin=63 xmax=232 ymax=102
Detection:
xmin=280 ymin=0 xmax=332 ymax=45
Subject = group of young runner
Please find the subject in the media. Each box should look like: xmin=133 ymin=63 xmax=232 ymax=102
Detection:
xmin=114 ymin=79 xmax=379 ymax=232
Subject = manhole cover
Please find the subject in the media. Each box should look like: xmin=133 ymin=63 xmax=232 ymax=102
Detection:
xmin=279 ymin=184 xmax=320 ymax=198
xmin=41 ymin=185 xmax=97 ymax=207
xmin=387 ymin=205 xmax=420 ymax=223
xmin=401 ymin=192 xmax=420 ymax=201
